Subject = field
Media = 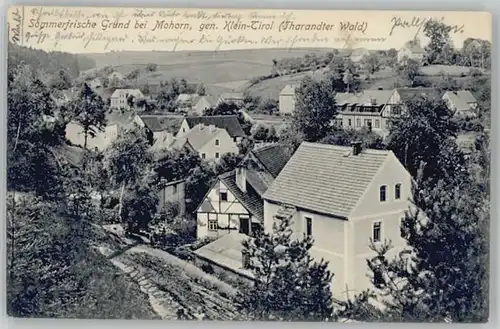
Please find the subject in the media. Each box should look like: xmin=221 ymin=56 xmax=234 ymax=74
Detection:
xmin=245 ymin=68 xmax=328 ymax=100
xmin=84 ymin=48 xmax=487 ymax=101
xmin=84 ymin=48 xmax=333 ymax=95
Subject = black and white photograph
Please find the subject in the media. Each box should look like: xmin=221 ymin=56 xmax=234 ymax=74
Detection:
xmin=6 ymin=6 xmax=492 ymax=323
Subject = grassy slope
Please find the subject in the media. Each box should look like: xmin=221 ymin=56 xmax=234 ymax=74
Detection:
xmin=84 ymin=49 xmax=333 ymax=94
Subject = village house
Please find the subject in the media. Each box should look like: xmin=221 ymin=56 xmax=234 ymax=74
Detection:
xmin=158 ymin=178 xmax=187 ymax=216
xmin=51 ymin=88 xmax=78 ymax=107
xmin=181 ymin=124 xmax=239 ymax=161
xmin=278 ymin=84 xmax=298 ymax=114
xmin=442 ymin=90 xmax=478 ymax=117
xmin=110 ymin=89 xmax=144 ymax=110
xmin=262 ymin=142 xmax=413 ymax=301
xmin=65 ymin=110 xmax=143 ymax=151
xmin=176 ymin=93 xmax=217 ymax=115
xmin=397 ymin=40 xmax=425 ymax=63
xmin=349 ymin=48 xmax=370 ymax=62
xmin=194 ymin=143 xmax=291 ymax=240
xmin=177 ymin=115 xmax=246 ymax=143
xmin=384 ymin=87 xmax=443 ymax=117
xmin=216 ymin=92 xmax=245 ymax=107
xmin=334 ymin=90 xmax=394 ymax=133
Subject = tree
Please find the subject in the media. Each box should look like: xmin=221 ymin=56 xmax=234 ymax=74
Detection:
xmin=320 ymin=127 xmax=386 ymax=150
xmin=434 ymin=71 xmax=459 ymax=92
xmin=68 ymin=83 xmax=107 ymax=149
xmin=196 ymin=82 xmax=206 ymax=96
xmin=146 ymin=63 xmax=157 ymax=72
xmin=49 ymin=69 xmax=73 ymax=90
xmin=7 ymin=64 xmax=67 ymax=196
xmin=423 ymin=19 xmax=453 ymax=65
xmin=238 ymin=213 xmax=334 ymax=321
xmin=179 ymin=78 xmax=189 ymax=94
xmin=105 ymin=125 xmax=153 ymax=223
xmin=292 ymin=76 xmax=336 ymax=142
xmin=343 ymin=69 xmax=353 ymax=93
xmin=121 ymin=170 xmax=159 ymax=233
xmin=347 ymin=167 xmax=488 ymax=322
xmin=214 ymin=153 xmax=244 ymax=175
xmin=361 ymin=53 xmax=381 ymax=77
xmin=397 ymin=59 xmax=421 ymax=86
xmin=126 ymin=68 xmax=140 ymax=86
xmin=386 ymin=97 xmax=459 ymax=184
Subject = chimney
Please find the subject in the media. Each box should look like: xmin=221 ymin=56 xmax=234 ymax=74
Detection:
xmin=236 ymin=166 xmax=247 ymax=192
xmin=208 ymin=124 xmax=216 ymax=133
xmin=370 ymin=97 xmax=377 ymax=105
xmin=351 ymin=141 xmax=362 ymax=156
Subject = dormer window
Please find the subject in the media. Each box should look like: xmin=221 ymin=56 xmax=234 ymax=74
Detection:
xmin=379 ymin=185 xmax=387 ymax=202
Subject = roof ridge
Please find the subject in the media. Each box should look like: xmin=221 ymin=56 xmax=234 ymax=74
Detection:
xmin=300 ymin=142 xmax=392 ymax=155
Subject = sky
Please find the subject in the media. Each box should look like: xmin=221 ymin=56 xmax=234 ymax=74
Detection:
xmin=7 ymin=6 xmax=492 ymax=54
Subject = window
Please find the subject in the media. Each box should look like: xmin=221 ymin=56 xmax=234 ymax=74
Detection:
xmin=182 ymin=128 xmax=185 ymax=133
xmin=201 ymin=153 xmax=206 ymax=159
xmin=215 ymin=139 xmax=220 ymax=146
xmin=305 ymin=217 xmax=313 ymax=237
xmin=215 ymin=152 xmax=220 ymax=159
xmin=375 ymin=119 xmax=380 ymax=128
xmin=220 ymin=191 xmax=228 ymax=201
xmin=208 ymin=219 xmax=218 ymax=231
xmin=348 ymin=119 xmax=352 ymax=126
xmin=356 ymin=118 xmax=361 ymax=127
xmin=379 ymin=185 xmax=387 ymax=202
xmin=395 ymin=183 xmax=401 ymax=200
xmin=373 ymin=221 xmax=382 ymax=242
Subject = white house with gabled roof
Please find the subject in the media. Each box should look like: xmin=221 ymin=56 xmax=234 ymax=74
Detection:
xmin=110 ymin=89 xmax=144 ymax=110
xmin=262 ymin=141 xmax=414 ymax=301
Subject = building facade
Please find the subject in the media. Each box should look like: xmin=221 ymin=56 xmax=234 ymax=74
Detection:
xmin=278 ymin=84 xmax=297 ymax=115
xmin=195 ymin=144 xmax=290 ymax=240
xmin=158 ymin=179 xmax=186 ymax=216
xmin=110 ymin=89 xmax=144 ymax=110
xmin=262 ymin=142 xmax=413 ymax=300
xmin=177 ymin=115 xmax=245 ymax=144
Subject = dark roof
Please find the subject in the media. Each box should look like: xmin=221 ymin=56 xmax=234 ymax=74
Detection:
xmin=220 ymin=171 xmax=264 ymax=222
xmin=184 ymin=115 xmax=245 ymax=138
xmin=395 ymin=88 xmax=443 ymax=102
xmin=263 ymin=142 xmax=394 ymax=219
xmin=251 ymin=144 xmax=291 ymax=178
xmin=140 ymin=115 xmax=182 ymax=133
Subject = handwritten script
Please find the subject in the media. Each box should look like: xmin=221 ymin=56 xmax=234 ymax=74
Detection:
xmin=9 ymin=7 xmax=22 ymax=44
xmin=389 ymin=16 xmax=465 ymax=38
xmin=6 ymin=6 xmax=483 ymax=53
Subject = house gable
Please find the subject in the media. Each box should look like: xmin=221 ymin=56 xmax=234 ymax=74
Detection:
xmin=197 ymin=128 xmax=239 ymax=159
xmin=176 ymin=118 xmax=191 ymax=137
xmin=349 ymin=152 xmax=412 ymax=219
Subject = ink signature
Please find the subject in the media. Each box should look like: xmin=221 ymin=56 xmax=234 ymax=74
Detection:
xmin=389 ymin=16 xmax=465 ymax=38
xmin=10 ymin=8 xmax=22 ymax=44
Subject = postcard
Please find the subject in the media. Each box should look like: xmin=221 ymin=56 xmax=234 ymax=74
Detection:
xmin=6 ymin=5 xmax=491 ymax=322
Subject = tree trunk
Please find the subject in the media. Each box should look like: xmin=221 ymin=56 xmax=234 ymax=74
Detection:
xmin=84 ymin=130 xmax=88 ymax=150
xmin=117 ymin=182 xmax=125 ymax=222
xmin=13 ymin=122 xmax=21 ymax=154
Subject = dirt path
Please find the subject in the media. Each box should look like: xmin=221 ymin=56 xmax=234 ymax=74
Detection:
xmin=103 ymin=243 xmax=239 ymax=320
xmin=110 ymin=257 xmax=184 ymax=320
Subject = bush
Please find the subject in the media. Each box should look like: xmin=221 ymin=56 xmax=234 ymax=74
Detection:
xmin=201 ymin=263 xmax=215 ymax=274
xmin=469 ymin=68 xmax=483 ymax=77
